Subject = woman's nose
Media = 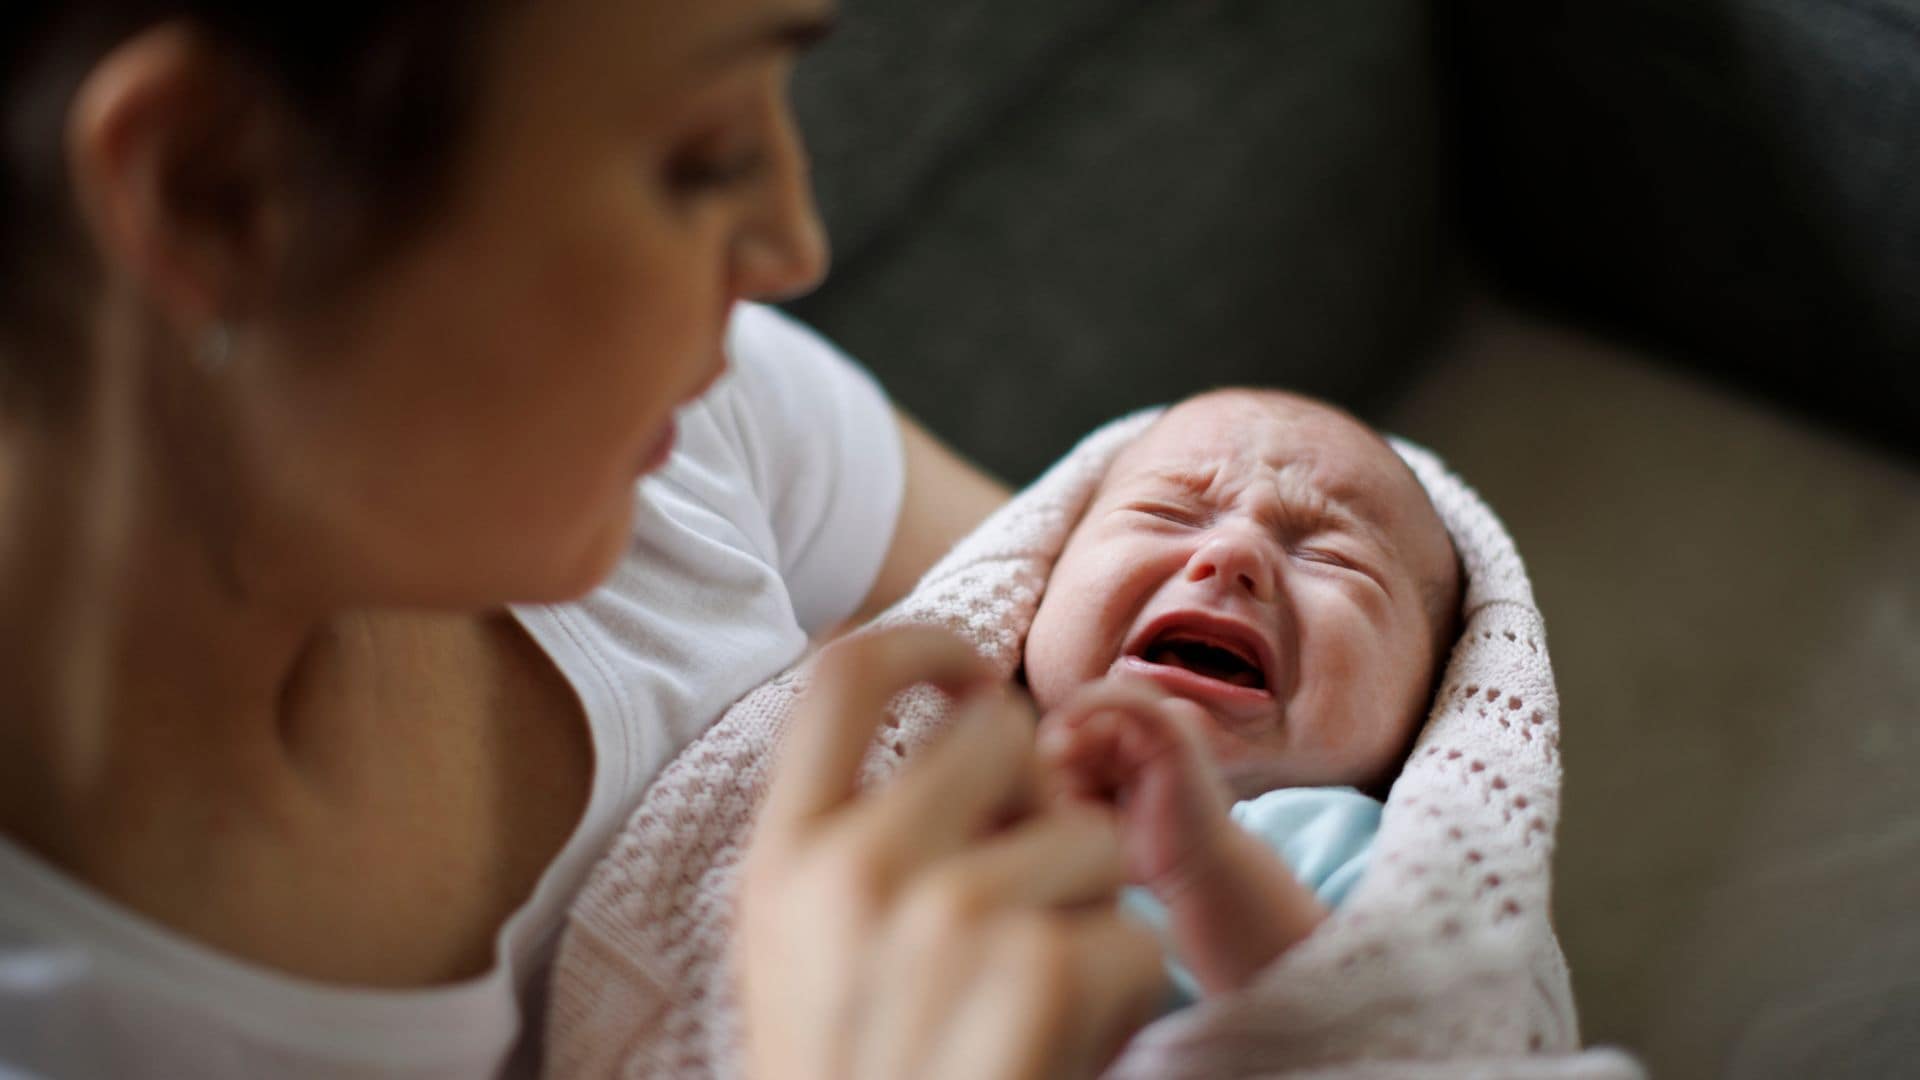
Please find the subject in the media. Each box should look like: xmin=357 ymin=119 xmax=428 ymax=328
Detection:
xmin=1184 ymin=530 xmax=1276 ymax=601
xmin=733 ymin=112 xmax=831 ymax=303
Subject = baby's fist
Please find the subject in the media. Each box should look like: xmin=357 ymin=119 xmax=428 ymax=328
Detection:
xmin=1037 ymin=678 xmax=1238 ymax=893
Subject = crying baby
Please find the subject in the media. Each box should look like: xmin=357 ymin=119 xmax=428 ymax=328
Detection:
xmin=1023 ymin=389 xmax=1461 ymax=1002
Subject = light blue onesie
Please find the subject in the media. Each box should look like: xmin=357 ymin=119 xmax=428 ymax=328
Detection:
xmin=1121 ymin=786 xmax=1382 ymax=1008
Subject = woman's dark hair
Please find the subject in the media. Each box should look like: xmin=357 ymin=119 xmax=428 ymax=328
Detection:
xmin=1 ymin=2 xmax=497 ymax=412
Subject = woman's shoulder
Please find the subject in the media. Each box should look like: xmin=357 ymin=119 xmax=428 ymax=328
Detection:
xmin=630 ymin=303 xmax=905 ymax=632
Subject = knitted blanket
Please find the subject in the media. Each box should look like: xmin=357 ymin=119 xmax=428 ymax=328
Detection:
xmin=544 ymin=414 xmax=1645 ymax=1079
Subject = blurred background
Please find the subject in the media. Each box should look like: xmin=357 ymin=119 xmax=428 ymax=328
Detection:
xmin=782 ymin=1 xmax=1920 ymax=1075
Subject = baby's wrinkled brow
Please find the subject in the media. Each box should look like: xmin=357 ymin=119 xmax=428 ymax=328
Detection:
xmin=1134 ymin=464 xmax=1222 ymax=496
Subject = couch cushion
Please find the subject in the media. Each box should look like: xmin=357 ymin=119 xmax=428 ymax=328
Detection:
xmin=790 ymin=0 xmax=1449 ymax=481
xmin=1446 ymin=0 xmax=1920 ymax=456
xmin=791 ymin=0 xmax=1137 ymax=269
xmin=1388 ymin=301 xmax=1920 ymax=1077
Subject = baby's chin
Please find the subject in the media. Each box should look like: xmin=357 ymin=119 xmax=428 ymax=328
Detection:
xmin=1202 ymin=734 xmax=1302 ymax=796
xmin=1203 ymin=721 xmax=1405 ymax=798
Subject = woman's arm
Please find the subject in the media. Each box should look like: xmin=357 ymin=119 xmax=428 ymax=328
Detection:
xmin=852 ymin=410 xmax=1010 ymax=622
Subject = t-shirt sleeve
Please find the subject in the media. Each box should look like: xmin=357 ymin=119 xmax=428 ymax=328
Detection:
xmin=715 ymin=303 xmax=906 ymax=634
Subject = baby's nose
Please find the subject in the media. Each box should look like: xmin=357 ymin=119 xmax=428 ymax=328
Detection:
xmin=1185 ymin=532 xmax=1274 ymax=600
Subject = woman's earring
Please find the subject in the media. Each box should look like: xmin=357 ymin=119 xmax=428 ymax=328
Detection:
xmin=198 ymin=322 xmax=233 ymax=373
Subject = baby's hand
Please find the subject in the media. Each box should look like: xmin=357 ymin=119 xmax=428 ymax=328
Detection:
xmin=1037 ymin=678 xmax=1238 ymax=897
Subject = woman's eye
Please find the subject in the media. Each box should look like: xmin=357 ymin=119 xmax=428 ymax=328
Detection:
xmin=667 ymin=144 xmax=768 ymax=193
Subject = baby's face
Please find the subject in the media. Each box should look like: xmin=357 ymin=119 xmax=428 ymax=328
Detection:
xmin=1025 ymin=391 xmax=1459 ymax=796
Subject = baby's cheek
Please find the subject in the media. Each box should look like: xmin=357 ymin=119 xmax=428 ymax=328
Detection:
xmin=1022 ymin=600 xmax=1076 ymax=713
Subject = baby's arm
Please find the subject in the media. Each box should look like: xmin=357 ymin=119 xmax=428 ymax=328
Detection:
xmin=1038 ymin=681 xmax=1327 ymax=996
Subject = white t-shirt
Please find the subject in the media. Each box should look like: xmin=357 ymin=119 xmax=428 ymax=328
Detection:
xmin=0 ymin=304 xmax=906 ymax=1079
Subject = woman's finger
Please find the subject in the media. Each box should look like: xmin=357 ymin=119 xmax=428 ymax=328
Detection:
xmin=759 ymin=626 xmax=992 ymax=839
xmin=1051 ymin=909 xmax=1168 ymax=1078
xmin=898 ymin=801 xmax=1130 ymax=926
xmin=855 ymin=685 xmax=1043 ymax=871
xmin=1042 ymin=673 xmax=1180 ymax=733
xmin=960 ymin=908 xmax=1167 ymax=1080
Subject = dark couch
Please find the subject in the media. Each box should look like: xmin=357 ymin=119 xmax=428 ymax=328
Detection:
xmin=787 ymin=1 xmax=1920 ymax=1075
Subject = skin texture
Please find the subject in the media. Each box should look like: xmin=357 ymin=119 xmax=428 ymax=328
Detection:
xmin=1026 ymin=390 xmax=1460 ymax=797
xmin=0 ymin=0 xmax=1163 ymax=1075
xmin=1025 ymin=390 xmax=1461 ymax=996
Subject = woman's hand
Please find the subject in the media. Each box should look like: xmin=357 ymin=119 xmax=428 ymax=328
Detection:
xmin=739 ymin=627 xmax=1166 ymax=1080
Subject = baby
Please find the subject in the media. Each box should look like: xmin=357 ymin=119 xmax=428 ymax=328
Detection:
xmin=1024 ymin=388 xmax=1461 ymax=1000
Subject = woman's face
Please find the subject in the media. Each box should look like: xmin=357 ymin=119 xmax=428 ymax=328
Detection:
xmin=231 ymin=0 xmax=833 ymax=607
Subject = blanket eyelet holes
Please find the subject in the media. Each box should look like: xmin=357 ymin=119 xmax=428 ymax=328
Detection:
xmin=1530 ymin=710 xmax=1546 ymax=726
xmin=1485 ymin=688 xmax=1500 ymax=702
xmin=1470 ymin=760 xmax=1485 ymax=772
xmin=1439 ymin=918 xmax=1462 ymax=939
xmin=1513 ymin=795 xmax=1529 ymax=809
xmin=1507 ymin=696 xmax=1523 ymax=710
xmin=1502 ymin=899 xmax=1523 ymax=918
xmin=1484 ymin=873 xmax=1502 ymax=888
xmin=1447 ymin=826 xmax=1464 ymax=841
xmin=1446 ymin=749 xmax=1463 ymax=760
xmin=1466 ymin=850 xmax=1483 ymax=863
xmin=1491 ymin=776 xmax=1507 ymax=790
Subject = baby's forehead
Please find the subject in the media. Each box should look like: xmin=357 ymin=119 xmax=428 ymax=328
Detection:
xmin=1112 ymin=392 xmax=1403 ymax=499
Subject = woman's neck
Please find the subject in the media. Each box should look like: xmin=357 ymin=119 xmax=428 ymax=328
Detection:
xmin=0 ymin=378 xmax=326 ymax=874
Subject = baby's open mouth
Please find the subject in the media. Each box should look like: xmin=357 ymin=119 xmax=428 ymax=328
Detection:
xmin=1120 ymin=610 xmax=1278 ymax=707
xmin=1139 ymin=633 xmax=1266 ymax=690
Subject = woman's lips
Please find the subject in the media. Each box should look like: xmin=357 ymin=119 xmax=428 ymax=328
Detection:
xmin=637 ymin=353 xmax=728 ymax=477
xmin=639 ymin=416 xmax=678 ymax=474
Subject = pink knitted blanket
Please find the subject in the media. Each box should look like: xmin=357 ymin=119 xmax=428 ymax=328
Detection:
xmin=544 ymin=414 xmax=1645 ymax=1079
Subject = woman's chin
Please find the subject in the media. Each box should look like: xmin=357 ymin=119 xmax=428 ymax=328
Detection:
xmin=495 ymin=493 xmax=638 ymax=606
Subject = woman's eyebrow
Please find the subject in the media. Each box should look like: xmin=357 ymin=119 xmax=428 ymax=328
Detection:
xmin=701 ymin=9 xmax=840 ymax=66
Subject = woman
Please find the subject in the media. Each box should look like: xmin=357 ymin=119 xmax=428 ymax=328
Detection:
xmin=0 ymin=0 xmax=1164 ymax=1076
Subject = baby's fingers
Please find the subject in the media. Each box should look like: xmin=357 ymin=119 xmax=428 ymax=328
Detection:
xmin=1043 ymin=675 xmax=1177 ymax=734
xmin=1038 ymin=710 xmax=1133 ymax=803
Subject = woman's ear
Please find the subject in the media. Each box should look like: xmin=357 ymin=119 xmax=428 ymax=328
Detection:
xmin=65 ymin=23 xmax=294 ymax=335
